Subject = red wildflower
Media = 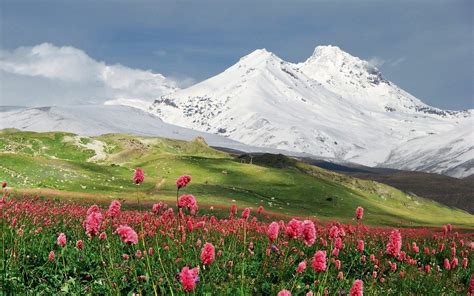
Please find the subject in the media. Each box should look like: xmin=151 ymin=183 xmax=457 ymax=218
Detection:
xmin=99 ymin=232 xmax=107 ymax=240
xmin=48 ymin=251 xmax=55 ymax=261
xmin=357 ymin=240 xmax=364 ymax=252
xmin=468 ymin=275 xmax=474 ymax=294
xmin=107 ymin=200 xmax=121 ymax=218
xmin=285 ymin=219 xmax=302 ymax=239
xmin=116 ymin=225 xmax=138 ymax=245
xmin=1 ymin=181 xmax=6 ymax=188
xmin=179 ymin=266 xmax=199 ymax=291
xmin=133 ymin=168 xmax=145 ymax=184
xmin=391 ymin=262 xmax=397 ymax=271
xmin=356 ymin=206 xmax=364 ymax=220
xmin=178 ymin=194 xmax=198 ymax=212
xmin=443 ymin=258 xmax=451 ymax=270
xmin=349 ymin=279 xmax=363 ymax=296
xmin=311 ymin=250 xmax=327 ymax=272
xmin=296 ymin=260 xmax=307 ymax=273
xmin=76 ymin=240 xmax=84 ymax=250
xmin=385 ymin=229 xmax=402 ymax=258
xmin=241 ymin=208 xmax=250 ymax=219
xmin=135 ymin=250 xmax=142 ymax=258
xmin=301 ymin=220 xmax=316 ymax=246
xmin=200 ymin=242 xmax=215 ymax=265
xmin=85 ymin=211 xmax=103 ymax=237
xmin=277 ymin=290 xmax=292 ymax=296
xmin=335 ymin=237 xmax=344 ymax=249
xmin=257 ymin=206 xmax=263 ymax=214
xmin=152 ymin=202 xmax=164 ymax=213
xmin=267 ymin=222 xmax=280 ymax=242
xmin=176 ymin=175 xmax=191 ymax=189
xmin=57 ymin=233 xmax=66 ymax=247
xmin=86 ymin=204 xmax=100 ymax=215
xmin=329 ymin=225 xmax=339 ymax=239
xmin=424 ymin=265 xmax=431 ymax=273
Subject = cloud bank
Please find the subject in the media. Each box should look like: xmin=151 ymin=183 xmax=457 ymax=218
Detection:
xmin=0 ymin=43 xmax=178 ymax=106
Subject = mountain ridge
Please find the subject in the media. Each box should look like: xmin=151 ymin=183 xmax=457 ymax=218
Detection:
xmin=148 ymin=45 xmax=473 ymax=178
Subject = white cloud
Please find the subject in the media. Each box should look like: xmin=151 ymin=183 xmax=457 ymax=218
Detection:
xmin=0 ymin=43 xmax=179 ymax=106
xmin=368 ymin=56 xmax=385 ymax=68
xmin=389 ymin=57 xmax=406 ymax=67
xmin=368 ymin=56 xmax=406 ymax=69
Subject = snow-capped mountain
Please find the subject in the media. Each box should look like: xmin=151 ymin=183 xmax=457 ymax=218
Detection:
xmin=149 ymin=45 xmax=473 ymax=178
xmin=0 ymin=105 xmax=322 ymax=156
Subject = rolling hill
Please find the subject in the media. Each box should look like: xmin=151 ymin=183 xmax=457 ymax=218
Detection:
xmin=1 ymin=129 xmax=472 ymax=227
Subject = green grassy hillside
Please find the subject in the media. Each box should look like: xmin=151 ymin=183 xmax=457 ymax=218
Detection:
xmin=1 ymin=129 xmax=473 ymax=227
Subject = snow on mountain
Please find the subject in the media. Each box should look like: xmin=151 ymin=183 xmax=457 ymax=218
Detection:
xmin=382 ymin=119 xmax=474 ymax=178
xmin=0 ymin=105 xmax=321 ymax=156
xmin=149 ymin=46 xmax=473 ymax=178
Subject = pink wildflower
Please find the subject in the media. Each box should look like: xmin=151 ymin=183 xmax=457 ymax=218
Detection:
xmin=311 ymin=250 xmax=327 ymax=272
xmin=178 ymin=194 xmax=198 ymax=212
xmin=179 ymin=266 xmax=199 ymax=291
xmin=357 ymin=240 xmax=364 ymax=252
xmin=116 ymin=225 xmax=138 ymax=245
xmin=99 ymin=232 xmax=107 ymax=240
xmin=277 ymin=290 xmax=292 ymax=296
xmin=267 ymin=222 xmax=280 ymax=242
xmin=296 ymin=260 xmax=307 ymax=273
xmin=48 ymin=251 xmax=55 ymax=261
xmin=335 ymin=237 xmax=343 ymax=249
xmin=152 ymin=202 xmax=163 ymax=213
xmin=356 ymin=206 xmax=364 ymax=220
xmin=85 ymin=211 xmax=103 ymax=237
xmin=133 ymin=168 xmax=145 ymax=184
xmin=257 ymin=206 xmax=263 ymax=214
xmin=57 ymin=233 xmax=66 ymax=247
xmin=200 ymin=242 xmax=215 ymax=265
xmin=285 ymin=219 xmax=302 ymax=239
xmin=241 ymin=208 xmax=250 ymax=220
xmin=107 ymin=200 xmax=121 ymax=218
xmin=329 ymin=225 xmax=339 ymax=239
xmin=385 ymin=229 xmax=402 ymax=258
xmin=301 ymin=220 xmax=316 ymax=246
xmin=86 ymin=204 xmax=100 ymax=215
xmin=176 ymin=175 xmax=191 ymax=189
xmin=349 ymin=279 xmax=363 ymax=296
xmin=443 ymin=258 xmax=451 ymax=270
xmin=135 ymin=249 xmax=142 ymax=258
xmin=468 ymin=275 xmax=474 ymax=294
xmin=76 ymin=240 xmax=84 ymax=250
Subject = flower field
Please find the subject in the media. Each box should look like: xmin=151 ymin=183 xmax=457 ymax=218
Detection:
xmin=1 ymin=174 xmax=473 ymax=295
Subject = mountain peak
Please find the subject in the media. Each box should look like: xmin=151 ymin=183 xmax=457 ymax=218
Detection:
xmin=311 ymin=45 xmax=347 ymax=57
xmin=306 ymin=45 xmax=365 ymax=67
xmin=239 ymin=48 xmax=277 ymax=63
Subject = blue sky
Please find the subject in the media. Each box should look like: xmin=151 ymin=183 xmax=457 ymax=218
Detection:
xmin=1 ymin=0 xmax=473 ymax=109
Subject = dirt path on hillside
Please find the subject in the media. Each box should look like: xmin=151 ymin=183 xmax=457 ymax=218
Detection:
xmin=14 ymin=188 xmax=98 ymax=199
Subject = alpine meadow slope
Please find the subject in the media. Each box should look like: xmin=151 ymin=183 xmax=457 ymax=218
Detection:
xmin=1 ymin=130 xmax=473 ymax=227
